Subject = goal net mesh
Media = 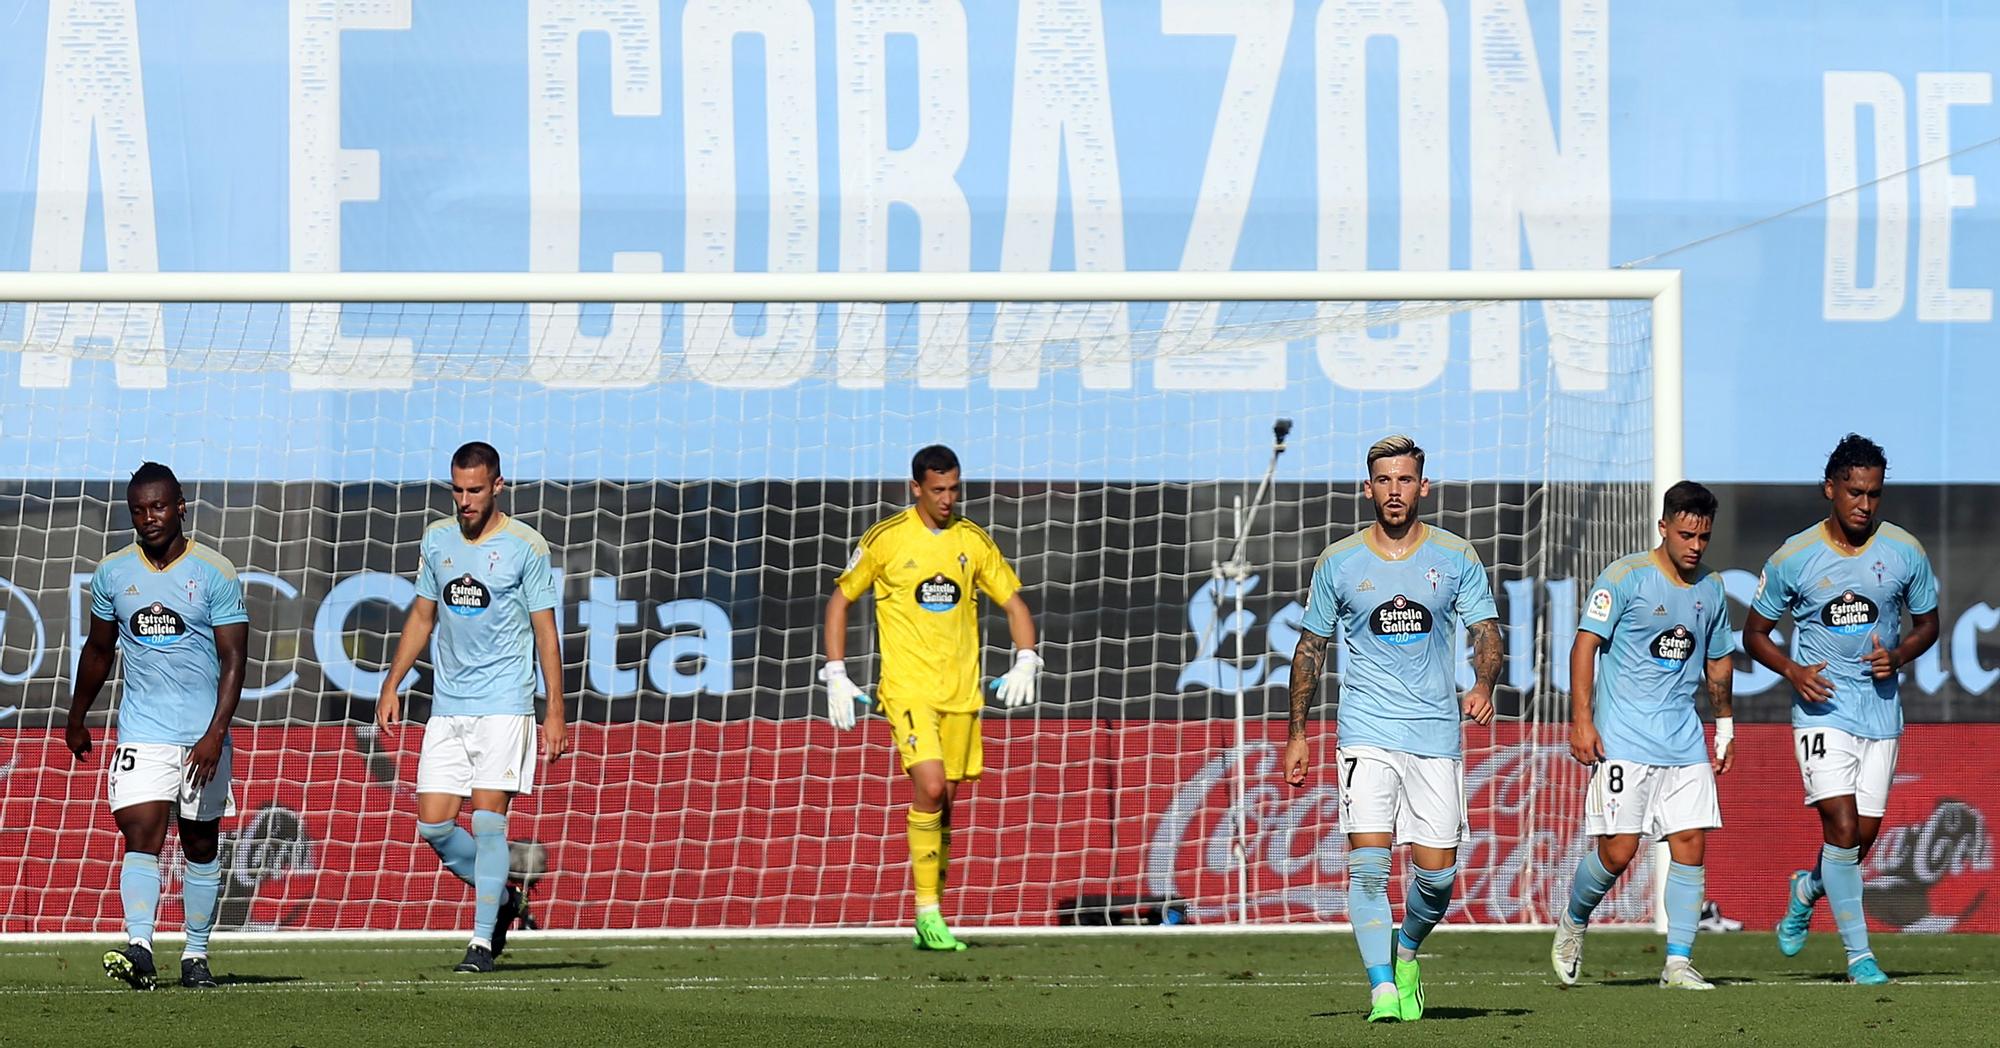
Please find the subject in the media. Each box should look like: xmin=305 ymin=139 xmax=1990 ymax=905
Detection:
xmin=0 ymin=291 xmax=1656 ymax=932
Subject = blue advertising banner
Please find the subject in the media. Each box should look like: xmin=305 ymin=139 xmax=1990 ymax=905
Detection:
xmin=0 ymin=1 xmax=1996 ymax=483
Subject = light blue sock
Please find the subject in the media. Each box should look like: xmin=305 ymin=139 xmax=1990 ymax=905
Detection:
xmin=1820 ymin=843 xmax=1872 ymax=962
xmin=181 ymin=857 xmax=223 ymax=957
xmin=1804 ymin=856 xmax=1827 ymax=904
xmin=419 ymin=819 xmax=478 ymax=885
xmin=1397 ymin=862 xmax=1457 ymax=958
xmin=1800 ymin=860 xmax=1832 ymax=908
xmin=1567 ymin=849 xmax=1619 ymax=926
xmin=1665 ymin=861 xmax=1704 ymax=959
xmin=470 ymin=810 xmax=510 ymax=946
xmin=1347 ymin=847 xmax=1394 ymax=987
xmin=120 ymin=852 xmax=161 ymax=947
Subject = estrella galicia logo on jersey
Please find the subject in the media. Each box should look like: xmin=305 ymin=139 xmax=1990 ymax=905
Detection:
xmin=1369 ymin=595 xmax=1433 ymax=645
xmin=1820 ymin=590 xmax=1880 ymax=634
xmin=131 ymin=601 xmax=187 ymax=648
xmin=443 ymin=574 xmax=493 ymax=617
xmin=916 ymin=574 xmax=962 ymax=613
xmin=1649 ymin=625 xmax=1695 ymax=668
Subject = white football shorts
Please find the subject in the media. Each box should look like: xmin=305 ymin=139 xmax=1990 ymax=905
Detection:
xmin=1335 ymin=745 xmax=1468 ymax=849
xmin=1584 ymin=759 xmax=1721 ymax=840
xmin=416 ymin=714 xmax=538 ymax=797
xmin=107 ymin=740 xmax=236 ymax=822
xmin=1794 ymin=725 xmax=1899 ymax=818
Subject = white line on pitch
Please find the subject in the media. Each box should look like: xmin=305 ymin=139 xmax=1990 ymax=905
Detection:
xmin=4 ymin=975 xmax=1998 ymax=997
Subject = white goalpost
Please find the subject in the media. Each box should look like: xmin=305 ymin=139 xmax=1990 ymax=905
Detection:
xmin=0 ymin=269 xmax=1680 ymax=938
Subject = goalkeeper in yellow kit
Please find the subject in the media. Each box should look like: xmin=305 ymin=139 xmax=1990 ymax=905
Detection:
xmin=821 ymin=444 xmax=1040 ymax=950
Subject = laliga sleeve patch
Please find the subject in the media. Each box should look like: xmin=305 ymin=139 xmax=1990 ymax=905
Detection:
xmin=1585 ymin=587 xmax=1614 ymax=622
xmin=1754 ymin=571 xmax=1767 ymax=601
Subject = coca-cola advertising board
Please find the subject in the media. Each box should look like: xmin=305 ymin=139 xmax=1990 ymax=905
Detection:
xmin=2 ymin=722 xmax=1991 ymax=934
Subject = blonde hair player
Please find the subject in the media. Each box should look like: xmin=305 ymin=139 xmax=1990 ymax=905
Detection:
xmin=821 ymin=444 xmax=1040 ymax=951
xmin=1284 ymin=435 xmax=1503 ymax=1023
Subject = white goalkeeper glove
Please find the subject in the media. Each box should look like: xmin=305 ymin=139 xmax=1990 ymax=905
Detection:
xmin=818 ymin=660 xmax=867 ymax=731
xmin=993 ymin=649 xmax=1043 ymax=709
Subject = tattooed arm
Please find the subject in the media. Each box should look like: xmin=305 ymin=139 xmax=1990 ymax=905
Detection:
xmin=1705 ymin=652 xmax=1735 ymax=774
xmin=1461 ymin=618 xmax=1501 ymax=725
xmin=1290 ymin=631 xmax=1330 ymax=741
xmin=1283 ymin=630 xmax=1331 ymax=788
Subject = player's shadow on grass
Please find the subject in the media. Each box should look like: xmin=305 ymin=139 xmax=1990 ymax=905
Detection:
xmin=494 ymin=961 xmax=610 ymax=973
xmin=869 ymin=940 xmax=1026 ymax=950
xmin=1805 ymin=968 xmax=1944 ymax=982
xmin=1312 ymin=1007 xmax=1530 ymax=1020
xmin=1423 ymin=1006 xmax=1531 ymax=1020
xmin=1596 ymin=976 xmax=1754 ymax=987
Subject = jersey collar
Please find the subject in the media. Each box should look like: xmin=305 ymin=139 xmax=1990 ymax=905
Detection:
xmin=1817 ymin=519 xmax=1878 ymax=558
xmin=908 ymin=505 xmax=954 ymax=535
xmin=1362 ymin=522 xmax=1429 ymax=561
xmin=1650 ymin=547 xmax=1697 ymax=588
xmin=132 ymin=538 xmax=196 ymax=574
xmin=459 ymin=512 xmax=511 ymax=546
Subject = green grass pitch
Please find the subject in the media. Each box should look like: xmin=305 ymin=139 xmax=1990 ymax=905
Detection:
xmin=2 ymin=931 xmax=1996 ymax=1047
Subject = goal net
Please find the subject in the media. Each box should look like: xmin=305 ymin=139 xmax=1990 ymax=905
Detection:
xmin=0 ymin=271 xmax=1677 ymax=934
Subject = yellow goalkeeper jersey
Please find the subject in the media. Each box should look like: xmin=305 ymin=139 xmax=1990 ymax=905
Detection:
xmin=836 ymin=508 xmax=1023 ymax=713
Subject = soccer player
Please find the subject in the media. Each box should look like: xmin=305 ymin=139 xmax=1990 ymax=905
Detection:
xmin=377 ymin=441 xmax=569 ymax=973
xmin=1283 ymin=435 xmax=1503 ymax=1023
xmin=1743 ymin=434 xmax=1938 ymax=985
xmin=821 ymin=444 xmax=1040 ymax=951
xmin=1551 ymin=481 xmax=1736 ymax=991
xmin=67 ymin=462 xmax=248 ymax=991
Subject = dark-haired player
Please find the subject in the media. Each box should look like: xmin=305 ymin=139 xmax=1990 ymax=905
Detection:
xmin=1743 ymin=434 xmax=1939 ymax=985
xmin=68 ymin=462 xmax=248 ymax=990
xmin=821 ymin=444 xmax=1039 ymax=951
xmin=1552 ymin=481 xmax=1735 ymax=990
xmin=378 ymin=441 xmax=568 ymax=973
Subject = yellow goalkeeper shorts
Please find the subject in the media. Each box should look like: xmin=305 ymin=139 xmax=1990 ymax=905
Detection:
xmin=878 ymin=698 xmax=983 ymax=781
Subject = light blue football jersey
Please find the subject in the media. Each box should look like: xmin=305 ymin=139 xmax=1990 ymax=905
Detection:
xmin=1578 ymin=551 xmax=1734 ymax=767
xmin=415 ymin=515 xmax=559 ymax=716
xmin=1751 ymin=520 xmax=1938 ymax=740
xmin=88 ymin=541 xmax=249 ymax=746
xmin=1298 ymin=524 xmax=1499 ymax=759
